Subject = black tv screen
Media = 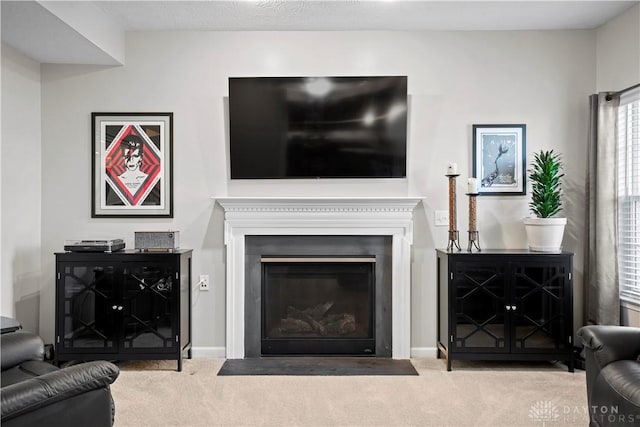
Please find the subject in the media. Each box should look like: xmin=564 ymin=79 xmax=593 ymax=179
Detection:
xmin=228 ymin=76 xmax=408 ymax=179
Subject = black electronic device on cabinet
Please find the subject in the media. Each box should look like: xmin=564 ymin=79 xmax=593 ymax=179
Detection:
xmin=64 ymin=239 xmax=125 ymax=253
xmin=54 ymin=250 xmax=192 ymax=371
xmin=436 ymin=249 xmax=574 ymax=372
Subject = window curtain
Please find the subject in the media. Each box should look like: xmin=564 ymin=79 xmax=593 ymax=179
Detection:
xmin=585 ymin=93 xmax=620 ymax=325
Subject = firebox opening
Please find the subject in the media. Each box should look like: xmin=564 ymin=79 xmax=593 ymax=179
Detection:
xmin=261 ymin=257 xmax=376 ymax=356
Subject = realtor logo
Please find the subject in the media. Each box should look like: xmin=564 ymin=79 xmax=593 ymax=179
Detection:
xmin=529 ymin=400 xmax=560 ymax=425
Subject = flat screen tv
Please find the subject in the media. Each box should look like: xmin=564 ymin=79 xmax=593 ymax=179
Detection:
xmin=228 ymin=76 xmax=408 ymax=179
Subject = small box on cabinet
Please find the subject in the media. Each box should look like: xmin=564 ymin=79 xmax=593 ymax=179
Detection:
xmin=135 ymin=231 xmax=180 ymax=251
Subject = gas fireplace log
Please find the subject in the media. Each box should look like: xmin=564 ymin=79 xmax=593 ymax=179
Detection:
xmin=277 ymin=311 xmax=357 ymax=336
xmin=308 ymin=317 xmax=327 ymax=336
xmin=286 ymin=302 xmax=334 ymax=320
xmin=298 ymin=313 xmax=326 ymax=336
xmin=286 ymin=303 xmax=334 ymax=335
xmin=275 ymin=315 xmax=324 ymax=335
xmin=279 ymin=318 xmax=313 ymax=333
xmin=324 ymin=314 xmax=356 ymax=335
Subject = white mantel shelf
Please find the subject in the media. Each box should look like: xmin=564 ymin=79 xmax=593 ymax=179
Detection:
xmin=215 ymin=196 xmax=422 ymax=209
xmin=214 ymin=196 xmax=422 ymax=359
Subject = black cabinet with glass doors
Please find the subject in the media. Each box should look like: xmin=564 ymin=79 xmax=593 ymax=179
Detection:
xmin=55 ymin=250 xmax=192 ymax=371
xmin=436 ymin=249 xmax=573 ymax=372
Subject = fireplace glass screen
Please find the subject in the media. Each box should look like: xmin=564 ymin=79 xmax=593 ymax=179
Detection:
xmin=261 ymin=258 xmax=375 ymax=355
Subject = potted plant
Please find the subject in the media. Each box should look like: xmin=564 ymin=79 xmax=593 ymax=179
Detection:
xmin=523 ymin=150 xmax=567 ymax=252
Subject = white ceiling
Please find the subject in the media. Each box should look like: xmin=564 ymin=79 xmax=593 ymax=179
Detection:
xmin=95 ymin=0 xmax=638 ymax=31
xmin=1 ymin=1 xmax=638 ymax=65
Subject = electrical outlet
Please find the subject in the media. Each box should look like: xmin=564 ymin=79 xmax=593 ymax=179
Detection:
xmin=435 ymin=210 xmax=450 ymax=227
xmin=199 ymin=274 xmax=210 ymax=291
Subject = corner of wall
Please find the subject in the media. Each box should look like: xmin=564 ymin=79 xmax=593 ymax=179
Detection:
xmin=595 ymin=4 xmax=640 ymax=92
xmin=1 ymin=44 xmax=43 ymax=330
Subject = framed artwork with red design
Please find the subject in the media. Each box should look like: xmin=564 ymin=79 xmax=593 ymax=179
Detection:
xmin=92 ymin=112 xmax=173 ymax=217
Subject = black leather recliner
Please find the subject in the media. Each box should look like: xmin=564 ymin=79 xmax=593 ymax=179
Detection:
xmin=1 ymin=330 xmax=119 ymax=427
xmin=578 ymin=325 xmax=640 ymax=427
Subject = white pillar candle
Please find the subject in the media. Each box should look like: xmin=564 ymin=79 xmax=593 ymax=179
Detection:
xmin=447 ymin=163 xmax=458 ymax=175
xmin=467 ymin=178 xmax=477 ymax=194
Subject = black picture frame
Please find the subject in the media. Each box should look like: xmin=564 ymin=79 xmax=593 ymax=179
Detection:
xmin=472 ymin=124 xmax=526 ymax=196
xmin=91 ymin=112 xmax=173 ymax=217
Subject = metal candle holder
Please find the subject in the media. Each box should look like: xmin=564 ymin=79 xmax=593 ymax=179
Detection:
xmin=446 ymin=174 xmax=461 ymax=252
xmin=466 ymin=192 xmax=481 ymax=252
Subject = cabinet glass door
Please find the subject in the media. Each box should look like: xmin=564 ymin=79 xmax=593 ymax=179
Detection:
xmin=121 ymin=261 xmax=176 ymax=353
xmin=452 ymin=260 xmax=508 ymax=352
xmin=58 ymin=262 xmax=117 ymax=352
xmin=511 ymin=261 xmax=571 ymax=352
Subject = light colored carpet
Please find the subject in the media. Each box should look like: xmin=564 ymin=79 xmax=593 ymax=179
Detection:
xmin=110 ymin=358 xmax=588 ymax=427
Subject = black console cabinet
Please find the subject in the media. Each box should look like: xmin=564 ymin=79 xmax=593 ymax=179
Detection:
xmin=55 ymin=250 xmax=192 ymax=371
xmin=436 ymin=249 xmax=574 ymax=372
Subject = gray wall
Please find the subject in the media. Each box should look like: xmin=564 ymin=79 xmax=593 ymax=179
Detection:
xmin=1 ymin=44 xmax=42 ymax=333
xmin=1 ymin=6 xmax=638 ymax=352
xmin=38 ymin=30 xmax=596 ymax=354
xmin=596 ymin=4 xmax=640 ymax=92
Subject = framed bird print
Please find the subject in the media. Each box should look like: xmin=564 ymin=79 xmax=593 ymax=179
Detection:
xmin=472 ymin=124 xmax=526 ymax=196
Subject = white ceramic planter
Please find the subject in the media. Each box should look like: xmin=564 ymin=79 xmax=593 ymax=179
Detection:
xmin=523 ymin=217 xmax=567 ymax=252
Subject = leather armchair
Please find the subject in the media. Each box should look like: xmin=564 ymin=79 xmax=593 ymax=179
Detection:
xmin=1 ymin=330 xmax=119 ymax=427
xmin=578 ymin=325 xmax=640 ymax=427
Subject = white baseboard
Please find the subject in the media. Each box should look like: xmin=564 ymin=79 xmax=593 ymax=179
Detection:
xmin=410 ymin=347 xmax=438 ymax=358
xmin=190 ymin=346 xmax=438 ymax=359
xmin=191 ymin=346 xmax=226 ymax=359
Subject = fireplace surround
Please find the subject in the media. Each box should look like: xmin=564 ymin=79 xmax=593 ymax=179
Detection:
xmin=216 ymin=197 xmax=421 ymax=359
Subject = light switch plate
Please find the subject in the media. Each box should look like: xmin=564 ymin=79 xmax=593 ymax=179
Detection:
xmin=435 ymin=210 xmax=449 ymax=227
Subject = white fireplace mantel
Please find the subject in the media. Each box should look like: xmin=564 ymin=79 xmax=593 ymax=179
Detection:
xmin=215 ymin=197 xmax=422 ymax=359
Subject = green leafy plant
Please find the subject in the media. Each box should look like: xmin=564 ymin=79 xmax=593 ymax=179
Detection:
xmin=528 ymin=150 xmax=564 ymax=218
